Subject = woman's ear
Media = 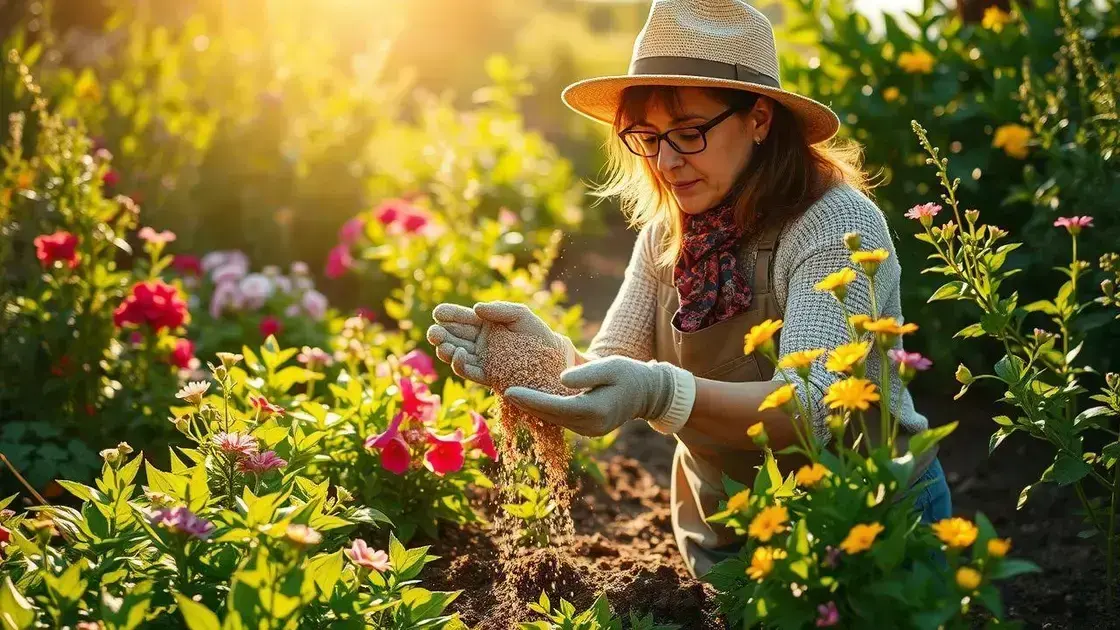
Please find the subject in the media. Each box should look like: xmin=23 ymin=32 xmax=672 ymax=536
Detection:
xmin=748 ymin=97 xmax=775 ymax=143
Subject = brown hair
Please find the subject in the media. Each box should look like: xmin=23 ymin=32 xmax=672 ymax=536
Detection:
xmin=593 ymin=86 xmax=873 ymax=268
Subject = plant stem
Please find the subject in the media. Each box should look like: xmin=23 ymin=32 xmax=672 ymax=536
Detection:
xmin=880 ymin=348 xmax=892 ymax=456
xmin=1109 ymin=457 xmax=1119 ymax=608
xmin=0 ymin=452 xmax=49 ymax=505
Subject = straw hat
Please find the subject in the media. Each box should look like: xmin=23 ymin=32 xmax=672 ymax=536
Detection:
xmin=562 ymin=0 xmax=840 ymax=145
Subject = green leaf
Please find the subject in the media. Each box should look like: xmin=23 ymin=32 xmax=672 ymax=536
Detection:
xmin=907 ymin=422 xmax=957 ymax=459
xmin=43 ymin=563 xmax=86 ymax=604
xmin=175 ymin=594 xmax=221 ymax=630
xmin=57 ymin=480 xmax=97 ymax=502
xmin=0 ymin=577 xmax=36 ymax=630
xmin=989 ymin=558 xmax=1041 ymax=580
xmin=993 ymin=355 xmax=1024 ymax=384
xmin=1047 ymin=453 xmax=1091 ymax=486
xmin=187 ymin=462 xmax=210 ymax=512
xmin=1017 ymin=483 xmax=1036 ymax=510
xmin=954 ymin=322 xmax=986 ymax=338
xmin=928 ymin=281 xmax=965 ymax=302
xmin=989 ymin=427 xmax=1013 ymax=455
xmin=1023 ymin=300 xmax=1058 ymax=315
xmin=307 ymin=550 xmax=344 ymax=599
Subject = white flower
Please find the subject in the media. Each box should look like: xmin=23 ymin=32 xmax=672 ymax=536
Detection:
xmin=273 ymin=275 xmax=293 ymax=294
xmin=285 ymin=303 xmax=302 ymax=317
xmin=210 ymin=281 xmax=244 ymax=319
xmin=201 ymin=251 xmax=230 ymax=273
xmin=301 ymin=290 xmax=329 ymax=320
xmin=212 ymin=260 xmax=248 ymax=285
xmin=290 ymin=261 xmax=309 ymax=276
xmin=239 ymin=273 xmax=274 ymax=309
xmin=176 ymin=381 xmax=211 ymax=405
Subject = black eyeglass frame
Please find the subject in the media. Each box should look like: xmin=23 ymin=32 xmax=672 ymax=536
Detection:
xmin=617 ymin=106 xmax=743 ymax=158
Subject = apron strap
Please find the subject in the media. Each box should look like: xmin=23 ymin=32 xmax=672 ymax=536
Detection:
xmin=751 ymin=219 xmax=785 ymax=295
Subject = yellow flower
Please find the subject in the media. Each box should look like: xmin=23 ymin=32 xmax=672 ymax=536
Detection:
xmin=932 ymin=517 xmax=979 ymax=549
xmin=726 ymin=489 xmax=751 ymax=513
xmin=814 ymin=268 xmax=857 ymax=295
xmin=758 ymin=384 xmax=797 ymax=412
xmin=981 ymin=6 xmax=1012 ymax=32
xmin=898 ymin=50 xmax=935 ymax=74
xmin=744 ymin=319 xmax=783 ymax=355
xmin=747 ymin=422 xmax=769 ymax=446
xmin=822 ymin=378 xmax=880 ymax=412
xmin=825 ymin=341 xmax=871 ymax=373
xmin=746 ymin=546 xmax=787 ymax=581
xmin=795 ymin=463 xmax=829 ymax=488
xmin=840 ymin=522 xmax=884 ymax=554
xmin=851 ymin=249 xmax=890 ymax=275
xmin=993 ymin=124 xmax=1032 ymax=159
xmin=777 ymin=349 xmax=825 ymax=371
xmin=882 ymin=86 xmax=901 ymax=102
xmin=285 ymin=524 xmax=322 ymax=546
xmin=956 ymin=566 xmax=982 ymax=591
xmin=987 ymin=537 xmax=1012 ymax=558
xmin=748 ymin=504 xmax=789 ymax=542
xmin=863 ymin=317 xmax=919 ymax=337
xmin=849 ymin=314 xmax=871 ymax=333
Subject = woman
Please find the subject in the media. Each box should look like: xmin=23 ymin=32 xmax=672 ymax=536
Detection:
xmin=425 ymin=0 xmax=951 ymax=578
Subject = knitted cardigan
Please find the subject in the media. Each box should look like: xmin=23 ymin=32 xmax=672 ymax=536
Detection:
xmin=584 ymin=183 xmax=930 ymax=441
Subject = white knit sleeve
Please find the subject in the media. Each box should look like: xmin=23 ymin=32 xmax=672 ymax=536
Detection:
xmin=584 ymin=223 xmax=659 ymax=362
xmin=770 ymin=185 xmax=928 ymax=442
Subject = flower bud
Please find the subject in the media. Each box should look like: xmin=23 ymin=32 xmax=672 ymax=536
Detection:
xmin=955 ymin=364 xmax=973 ymax=385
xmin=216 ymin=352 xmax=243 ymax=370
xmin=843 ymin=232 xmax=862 ymax=252
xmin=827 ymin=414 xmax=846 ymax=440
xmin=747 ymin=422 xmax=769 ymax=447
xmin=117 ymin=442 xmax=133 ymax=456
xmin=1100 ymin=253 xmax=1119 ymax=272
xmin=965 ymin=209 xmax=980 ymax=224
xmin=100 ymin=448 xmax=121 ymax=466
xmin=213 ymin=365 xmax=228 ymax=381
xmin=941 ymin=221 xmax=958 ymax=240
xmin=931 ymin=226 xmax=942 ymax=239
xmin=1106 ymin=373 xmax=1119 ymax=391
xmin=1102 ymin=279 xmax=1115 ymax=299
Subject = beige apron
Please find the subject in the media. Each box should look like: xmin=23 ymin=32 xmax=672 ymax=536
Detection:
xmin=652 ymin=221 xmax=936 ymax=578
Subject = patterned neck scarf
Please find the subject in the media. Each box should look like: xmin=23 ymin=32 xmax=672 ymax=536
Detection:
xmin=672 ymin=203 xmax=753 ymax=332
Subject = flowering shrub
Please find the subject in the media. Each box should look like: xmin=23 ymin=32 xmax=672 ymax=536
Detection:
xmin=703 ymin=236 xmax=1035 ymax=627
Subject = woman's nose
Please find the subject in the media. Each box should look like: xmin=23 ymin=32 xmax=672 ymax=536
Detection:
xmin=655 ymin=140 xmax=685 ymax=172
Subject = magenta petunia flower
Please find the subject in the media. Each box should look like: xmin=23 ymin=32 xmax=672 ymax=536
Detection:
xmin=364 ymin=413 xmax=411 ymax=475
xmin=1054 ymin=216 xmax=1094 ymax=234
xmin=399 ymin=377 xmax=440 ymax=424
xmin=338 ymin=217 xmax=367 ymax=246
xmin=424 ymin=429 xmax=466 ymax=476
xmin=238 ymin=450 xmax=287 ymax=474
xmin=887 ymin=349 xmax=933 ymax=372
xmin=815 ymin=602 xmax=840 ymax=627
xmin=213 ymin=432 xmax=259 ymax=458
xmin=469 ymin=411 xmax=499 ymax=461
xmin=149 ymin=507 xmax=214 ymax=539
xmin=399 ymin=349 xmax=436 ymax=381
xmin=346 ymin=539 xmax=391 ymax=572
xmin=325 ymin=244 xmax=353 ymax=279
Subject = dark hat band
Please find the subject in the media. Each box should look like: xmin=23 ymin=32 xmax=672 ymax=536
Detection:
xmin=629 ymin=56 xmax=781 ymax=89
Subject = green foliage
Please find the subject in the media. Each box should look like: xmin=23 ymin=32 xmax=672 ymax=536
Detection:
xmin=521 ymin=592 xmax=679 ymax=630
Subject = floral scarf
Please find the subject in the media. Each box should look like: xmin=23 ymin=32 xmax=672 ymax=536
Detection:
xmin=672 ymin=203 xmax=753 ymax=332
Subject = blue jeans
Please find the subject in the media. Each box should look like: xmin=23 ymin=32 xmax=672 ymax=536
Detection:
xmin=913 ymin=458 xmax=952 ymax=523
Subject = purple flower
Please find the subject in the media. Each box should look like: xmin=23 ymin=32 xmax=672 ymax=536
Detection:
xmin=149 ymin=507 xmax=215 ymax=539
xmin=887 ymin=349 xmax=933 ymax=372
xmin=239 ymin=451 xmax=288 ymax=474
xmin=815 ymin=601 xmax=840 ymax=627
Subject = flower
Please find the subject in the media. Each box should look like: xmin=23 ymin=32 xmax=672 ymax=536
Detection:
xmin=956 ymin=566 xmax=982 ymax=591
xmin=34 ymin=231 xmax=80 ymax=268
xmin=863 ymin=317 xmax=918 ymax=339
xmin=850 ymin=249 xmax=889 ymax=275
xmin=795 ymin=463 xmax=829 ymax=488
xmin=825 ymin=341 xmax=871 ymax=373
xmin=290 ymin=261 xmax=309 ymax=276
xmin=172 ymin=254 xmax=202 ymax=276
xmin=726 ymin=489 xmax=750 ymax=513
xmin=356 ymin=306 xmax=377 ymax=321
xmin=138 ymin=226 xmax=176 ymax=245
xmin=239 ymin=451 xmax=287 ymax=474
xmin=260 ymin=316 xmax=283 ymax=338
xmin=250 ymin=395 xmax=285 ymax=416
xmin=169 ymin=338 xmax=195 ymax=369
xmin=747 ymin=504 xmax=789 ymax=542
xmin=469 ymin=411 xmax=499 ymax=460
xmin=904 ymin=203 xmax=942 ymax=228
xmin=814 ymin=268 xmax=857 ymax=298
xmin=882 ymin=86 xmax=900 ymax=102
xmin=993 ymin=124 xmax=1032 ymax=159
xmin=821 ymin=545 xmax=841 ymax=569
xmin=932 ymin=517 xmax=978 ymax=548
xmin=364 ymin=413 xmax=412 ymax=475
xmin=987 ymin=537 xmax=1012 ymax=558
xmin=898 ymin=49 xmax=934 ymax=74
xmin=339 ymin=216 xmax=367 ymax=245
xmin=149 ymin=507 xmax=214 ymax=539
xmin=400 ymin=377 xmax=441 ymax=423
xmin=424 ymin=429 xmax=466 ymax=475
xmin=176 ymin=381 xmax=211 ymax=405
xmin=981 ymin=6 xmax=1012 ymax=32
xmin=746 ymin=422 xmax=768 ymax=446
xmin=213 ymin=432 xmax=259 ymax=458
xmin=209 ymin=281 xmax=244 ymax=319
xmin=744 ymin=319 xmax=783 ymax=355
xmin=301 ymin=289 xmax=329 ymax=320
xmin=346 ymin=539 xmax=391 ymax=572
xmin=777 ymin=349 xmax=825 ymax=371
xmin=849 ymin=314 xmax=871 ymax=333
xmin=285 ymin=524 xmax=322 ymax=546
xmin=238 ymin=273 xmax=274 ymax=310
xmin=498 ymin=208 xmax=519 ymax=226
xmin=76 ymin=623 xmax=101 ymax=630
xmin=823 ymin=378 xmax=880 ymax=411
xmin=217 ymin=352 xmax=243 ymax=368
xmin=325 ymin=244 xmax=353 ymax=279
xmin=746 ymin=546 xmax=787 ymax=581
xmin=113 ymin=281 xmax=189 ymax=332
xmin=758 ymin=384 xmax=797 ymax=412
xmin=210 ymin=254 xmax=249 ymax=283
xmin=840 ymin=522 xmax=884 ymax=554
xmin=400 ymin=349 xmax=437 ymax=381
xmin=815 ymin=602 xmax=840 ymax=628
xmin=298 ymin=346 xmax=333 ymax=367
xmin=1054 ymin=216 xmax=1094 ymax=235
xmin=888 ymin=349 xmax=932 ymax=380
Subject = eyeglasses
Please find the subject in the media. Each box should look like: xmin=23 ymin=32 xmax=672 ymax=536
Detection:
xmin=618 ymin=107 xmax=742 ymax=158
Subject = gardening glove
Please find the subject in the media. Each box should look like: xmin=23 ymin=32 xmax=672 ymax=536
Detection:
xmin=471 ymin=301 xmax=578 ymax=368
xmin=427 ymin=303 xmax=490 ymax=386
xmin=504 ymin=355 xmax=696 ymax=437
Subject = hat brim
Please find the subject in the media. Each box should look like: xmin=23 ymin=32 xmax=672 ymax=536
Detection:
xmin=562 ymin=74 xmax=840 ymax=145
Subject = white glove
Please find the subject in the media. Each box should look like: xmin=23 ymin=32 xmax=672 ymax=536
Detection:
xmin=471 ymin=301 xmax=578 ymax=368
xmin=426 ymin=303 xmax=490 ymax=385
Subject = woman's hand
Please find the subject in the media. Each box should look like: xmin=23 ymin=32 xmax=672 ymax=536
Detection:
xmin=426 ymin=303 xmax=490 ymax=386
xmin=504 ymin=356 xmax=691 ymax=437
xmin=472 ymin=301 xmax=577 ymax=367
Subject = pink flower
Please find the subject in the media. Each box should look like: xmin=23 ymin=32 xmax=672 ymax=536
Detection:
xmin=301 ymin=289 xmax=329 ymax=320
xmin=1054 ymin=216 xmax=1094 ymax=235
xmin=373 ymin=199 xmax=405 ymax=225
xmin=172 ymin=255 xmax=202 ymax=276
xmin=469 ymin=412 xmax=499 ymax=460
xmin=498 ymin=208 xmax=519 ymax=227
xmin=364 ymin=413 xmax=411 ymax=475
xmin=325 ymin=244 xmax=353 ymax=279
xmin=169 ymin=338 xmax=195 ymax=369
xmin=260 ymin=316 xmax=282 ymax=338
xmin=887 ymin=349 xmax=932 ymax=372
xmin=400 ymin=377 xmax=440 ymax=424
xmin=34 ymin=231 xmax=80 ymax=269
xmin=400 ymin=349 xmax=436 ymax=381
xmin=250 ymin=395 xmax=285 ymax=416
xmin=213 ymin=432 xmax=258 ymax=458
xmin=399 ymin=209 xmax=431 ymax=234
xmin=815 ymin=602 xmax=840 ymax=627
xmin=356 ymin=307 xmax=376 ymax=321
xmin=138 ymin=226 xmax=176 ymax=245
xmin=904 ymin=203 xmax=942 ymax=227
xmin=149 ymin=507 xmax=214 ymax=539
xmin=298 ymin=346 xmax=333 ymax=367
xmin=239 ymin=450 xmax=287 ymax=474
xmin=339 ymin=217 xmax=367 ymax=245
xmin=209 ymin=281 xmax=244 ymax=319
xmin=346 ymin=539 xmax=391 ymax=572
xmin=424 ymin=429 xmax=466 ymax=475
xmin=239 ymin=273 xmax=274 ymax=310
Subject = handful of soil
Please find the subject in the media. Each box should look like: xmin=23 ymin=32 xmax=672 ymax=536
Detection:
xmin=479 ymin=325 xmax=573 ymax=503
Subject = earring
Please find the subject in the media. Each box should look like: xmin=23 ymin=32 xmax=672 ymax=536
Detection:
xmin=754 ymin=137 xmax=763 ymax=145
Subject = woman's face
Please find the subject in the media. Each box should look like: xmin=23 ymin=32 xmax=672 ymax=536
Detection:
xmin=630 ymin=88 xmax=773 ymax=215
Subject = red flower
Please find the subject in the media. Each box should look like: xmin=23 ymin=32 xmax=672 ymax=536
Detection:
xmin=250 ymin=394 xmax=285 ymax=416
xmin=172 ymin=255 xmax=203 ymax=276
xmin=356 ymin=307 xmax=377 ymax=321
xmin=50 ymin=354 xmax=72 ymax=377
xmin=400 ymin=349 xmax=436 ymax=381
xmin=424 ymin=429 xmax=466 ymax=476
xmin=259 ymin=315 xmax=282 ymax=338
xmin=325 ymin=244 xmax=353 ymax=279
xmin=102 ymin=169 xmax=120 ymax=188
xmin=169 ymin=338 xmax=195 ymax=369
xmin=469 ymin=411 xmax=499 ymax=460
xmin=399 ymin=377 xmax=440 ymax=424
xmin=34 ymin=231 xmax=80 ymax=269
xmin=113 ymin=281 xmax=189 ymax=332
xmin=364 ymin=412 xmax=411 ymax=475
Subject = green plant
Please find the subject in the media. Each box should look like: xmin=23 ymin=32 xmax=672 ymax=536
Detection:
xmin=500 ymin=464 xmax=558 ymax=547
xmin=521 ymin=592 xmax=679 ymax=630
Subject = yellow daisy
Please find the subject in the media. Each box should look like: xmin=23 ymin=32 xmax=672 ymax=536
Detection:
xmin=993 ymin=124 xmax=1031 ymax=159
xmin=822 ymin=378 xmax=880 ymax=412
xmin=744 ymin=319 xmax=783 ymax=356
xmin=825 ymin=341 xmax=871 ymax=373
xmin=863 ymin=317 xmax=919 ymax=337
xmin=758 ymin=384 xmax=797 ymax=412
xmin=883 ymin=86 xmax=900 ymax=102
xmin=987 ymin=538 xmax=1012 ymax=558
xmin=956 ymin=566 xmax=982 ymax=591
xmin=814 ymin=268 xmax=857 ymax=296
xmin=932 ymin=517 xmax=978 ymax=549
xmin=839 ymin=522 xmax=884 ymax=554
xmin=849 ymin=314 xmax=871 ymax=333
xmin=746 ymin=546 xmax=787 ymax=581
xmin=795 ymin=463 xmax=830 ymax=488
xmin=726 ymin=489 xmax=751 ymax=513
xmin=777 ymin=349 xmax=825 ymax=371
xmin=748 ymin=504 xmax=789 ymax=542
xmin=898 ymin=50 xmax=935 ymax=74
